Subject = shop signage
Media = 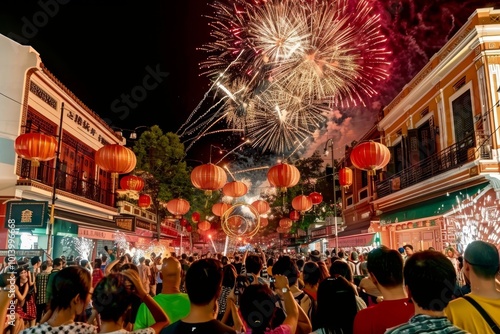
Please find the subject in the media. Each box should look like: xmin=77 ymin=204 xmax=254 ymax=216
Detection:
xmin=114 ymin=217 xmax=135 ymax=231
xmin=4 ymin=200 xmax=48 ymax=229
xmin=0 ymin=249 xmax=45 ymax=257
xmin=136 ymin=219 xmax=152 ymax=230
xmin=78 ymin=228 xmax=114 ymax=240
xmin=328 ymin=233 xmax=377 ymax=248
xmin=311 ymin=225 xmax=334 ymax=238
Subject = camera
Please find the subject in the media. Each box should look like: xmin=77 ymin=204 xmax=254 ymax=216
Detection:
xmin=269 ymin=277 xmax=276 ymax=290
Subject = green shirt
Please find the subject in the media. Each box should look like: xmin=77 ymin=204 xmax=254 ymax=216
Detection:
xmin=133 ymin=293 xmax=190 ymax=330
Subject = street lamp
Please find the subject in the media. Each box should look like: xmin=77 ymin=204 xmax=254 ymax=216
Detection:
xmin=324 ymin=138 xmax=339 ymax=253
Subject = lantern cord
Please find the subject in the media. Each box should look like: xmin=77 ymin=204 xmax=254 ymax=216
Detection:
xmin=223 ymin=166 xmax=237 ymax=182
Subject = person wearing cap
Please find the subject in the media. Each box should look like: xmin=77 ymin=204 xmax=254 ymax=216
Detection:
xmin=445 ymin=240 xmax=500 ymax=334
xmin=309 ymin=250 xmax=322 ymax=263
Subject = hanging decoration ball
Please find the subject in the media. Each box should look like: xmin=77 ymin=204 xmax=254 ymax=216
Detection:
xmin=308 ymin=192 xmax=323 ymax=205
xmin=190 ymin=163 xmax=227 ymax=196
xmin=350 ymin=141 xmax=391 ymax=175
xmin=95 ymin=144 xmax=137 ymax=178
xmin=267 ymin=163 xmax=300 ymax=192
xmin=138 ymin=194 xmax=151 ymax=208
xmin=119 ymin=175 xmax=145 ymax=192
xmin=276 ymin=226 xmax=291 ymax=234
xmin=212 ymin=202 xmax=232 ymax=217
xmin=292 ymin=195 xmax=313 ymax=213
xmin=222 ymin=181 xmax=248 ymax=198
xmin=191 ymin=212 xmax=200 ymax=223
xmin=289 ymin=210 xmax=300 ymax=222
xmin=339 ymin=167 xmax=353 ymax=188
xmin=14 ymin=133 xmax=57 ymax=167
xmin=279 ymin=218 xmax=293 ymax=229
xmin=251 ymin=200 xmax=270 ymax=214
xmin=165 ymin=198 xmax=190 ymax=216
xmin=179 ymin=218 xmax=189 ymax=227
xmin=198 ymin=220 xmax=211 ymax=231
xmin=185 ymin=225 xmax=192 ymax=232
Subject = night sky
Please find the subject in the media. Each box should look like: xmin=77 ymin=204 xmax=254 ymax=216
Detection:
xmin=0 ymin=0 xmax=498 ymax=163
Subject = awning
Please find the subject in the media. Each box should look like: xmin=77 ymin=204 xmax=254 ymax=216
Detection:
xmin=379 ymin=183 xmax=489 ymax=225
xmin=328 ymin=232 xmax=380 ymax=248
xmin=338 ymin=221 xmax=371 ymax=237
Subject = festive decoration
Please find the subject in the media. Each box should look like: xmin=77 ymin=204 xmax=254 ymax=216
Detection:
xmin=350 ymin=141 xmax=391 ymax=175
xmin=221 ymin=204 xmax=260 ymax=238
xmin=212 ymin=202 xmax=231 ymax=217
xmin=14 ymin=133 xmax=57 ymax=167
xmin=179 ymin=218 xmax=189 ymax=227
xmin=190 ymin=163 xmax=227 ymax=195
xmin=259 ymin=217 xmax=269 ymax=228
xmin=251 ymin=200 xmax=270 ymax=214
xmin=308 ymin=192 xmax=323 ymax=205
xmin=292 ymin=195 xmax=313 ymax=214
xmin=138 ymin=194 xmax=151 ymax=208
xmin=289 ymin=210 xmax=300 ymax=222
xmin=222 ymin=181 xmax=248 ymax=198
xmin=338 ymin=167 xmax=353 ymax=188
xmin=198 ymin=220 xmax=211 ymax=231
xmin=165 ymin=198 xmax=190 ymax=216
xmin=267 ymin=163 xmax=300 ymax=192
xmin=191 ymin=212 xmax=200 ymax=223
xmin=186 ymin=225 xmax=193 ymax=232
xmin=279 ymin=218 xmax=293 ymax=229
xmin=276 ymin=226 xmax=291 ymax=234
xmin=119 ymin=175 xmax=145 ymax=192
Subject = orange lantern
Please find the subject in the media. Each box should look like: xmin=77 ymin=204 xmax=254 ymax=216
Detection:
xmin=339 ymin=167 xmax=353 ymax=188
xmin=308 ymin=192 xmax=323 ymax=205
xmin=191 ymin=212 xmax=200 ymax=223
xmin=276 ymin=226 xmax=290 ymax=234
xmin=267 ymin=163 xmax=300 ymax=192
xmin=279 ymin=218 xmax=293 ymax=229
xmin=350 ymin=141 xmax=391 ymax=175
xmin=289 ymin=210 xmax=300 ymax=221
xmin=212 ymin=202 xmax=231 ymax=216
xmin=166 ymin=198 xmax=190 ymax=216
xmin=198 ymin=220 xmax=211 ymax=231
xmin=96 ymin=144 xmax=137 ymax=177
xmin=292 ymin=195 xmax=313 ymax=213
xmin=14 ymin=133 xmax=57 ymax=167
xmin=190 ymin=163 xmax=227 ymax=196
xmin=222 ymin=181 xmax=248 ymax=198
xmin=138 ymin=194 xmax=151 ymax=208
xmin=407 ymin=222 xmax=414 ymax=229
xmin=260 ymin=217 xmax=268 ymax=228
xmin=119 ymin=175 xmax=145 ymax=192
xmin=227 ymin=216 xmax=243 ymax=229
xmin=251 ymin=200 xmax=270 ymax=214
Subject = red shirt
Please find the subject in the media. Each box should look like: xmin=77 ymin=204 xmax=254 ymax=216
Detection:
xmin=92 ymin=268 xmax=104 ymax=288
xmin=353 ymin=298 xmax=414 ymax=334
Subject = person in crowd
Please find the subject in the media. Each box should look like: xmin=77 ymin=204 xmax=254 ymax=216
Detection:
xmin=239 ymin=275 xmax=299 ymax=334
xmin=309 ymin=250 xmax=322 ymax=263
xmin=154 ymin=256 xmax=163 ymax=294
xmin=22 ymin=266 xmax=97 ymax=333
xmin=329 ymin=260 xmax=366 ymax=311
xmin=145 ymin=259 xmax=157 ymax=297
xmin=216 ymin=263 xmax=237 ymax=321
xmin=337 ymin=250 xmax=346 ymax=262
xmin=240 ymin=250 xmax=268 ymax=285
xmin=35 ymin=261 xmax=51 ymax=324
xmin=403 ymin=245 xmax=414 ymax=260
xmin=159 ymin=258 xmax=237 ymax=334
xmin=316 ymin=261 xmax=330 ymax=284
xmin=357 ymin=274 xmax=382 ymax=306
xmin=92 ymin=258 xmax=104 ymax=288
xmin=301 ymin=261 xmax=320 ymax=328
xmin=232 ymin=254 xmax=242 ymax=274
xmin=312 ymin=276 xmax=359 ymax=334
xmin=45 ymin=257 xmax=64 ymax=306
xmin=271 ymin=256 xmax=312 ymax=334
xmin=353 ymin=246 xmax=413 ymax=334
xmin=137 ymin=257 xmax=151 ymax=296
xmin=445 ymin=240 xmax=500 ymax=333
xmin=359 ymin=252 xmax=369 ymax=276
xmin=445 ymin=247 xmax=459 ymax=273
xmin=179 ymin=254 xmax=190 ymax=293
xmin=1 ymin=272 xmax=25 ymax=333
xmin=92 ymin=270 xmax=169 ymax=334
xmin=15 ymin=266 xmax=36 ymax=328
xmin=385 ymin=251 xmax=467 ymax=333
xmin=134 ymin=256 xmax=190 ymax=331
xmin=266 ymin=257 xmax=275 ymax=277
xmin=347 ymin=251 xmax=362 ymax=277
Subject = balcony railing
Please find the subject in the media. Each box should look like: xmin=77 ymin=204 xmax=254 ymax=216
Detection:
xmin=18 ymin=160 xmax=115 ymax=207
xmin=376 ymin=132 xmax=490 ymax=198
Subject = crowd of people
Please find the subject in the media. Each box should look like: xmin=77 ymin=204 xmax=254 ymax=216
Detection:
xmin=0 ymin=240 xmax=498 ymax=334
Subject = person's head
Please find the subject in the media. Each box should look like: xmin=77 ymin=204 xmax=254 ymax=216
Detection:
xmin=139 ymin=257 xmax=145 ymax=264
xmin=271 ymin=255 xmax=299 ymax=286
xmin=403 ymin=244 xmax=414 ymax=256
xmin=317 ymin=261 xmax=330 ymax=283
xmin=30 ymin=256 xmax=41 ymax=267
xmin=145 ymin=259 xmax=150 ymax=266
xmin=302 ymin=261 xmax=321 ymax=287
xmin=267 ymin=257 xmax=275 ymax=268
xmin=80 ymin=259 xmax=89 ymax=267
xmin=463 ymin=240 xmax=500 ymax=280
xmin=222 ymin=264 xmax=237 ymax=288
xmin=15 ymin=267 xmax=28 ymax=284
xmin=309 ymin=250 xmax=321 ymax=262
xmin=47 ymin=266 xmax=92 ymax=315
xmin=40 ymin=261 xmax=49 ymax=272
xmin=161 ymin=256 xmax=182 ymax=291
xmin=244 ymin=254 xmax=263 ymax=275
xmin=239 ymin=283 xmax=280 ymax=333
xmin=329 ymin=259 xmax=353 ymax=282
xmin=119 ymin=263 xmax=139 ymax=273
xmin=234 ymin=255 xmax=240 ymax=262
xmin=94 ymin=258 xmax=102 ymax=269
xmin=295 ymin=258 xmax=304 ymax=272
xmin=350 ymin=251 xmax=359 ymax=261
xmin=185 ymin=258 xmax=223 ymax=305
xmin=337 ymin=250 xmax=345 ymax=259
xmin=315 ymin=276 xmax=358 ymax=333
xmin=404 ymin=250 xmax=456 ymax=311
xmin=446 ymin=247 xmax=455 ymax=258
xmin=53 ymin=257 xmax=64 ymax=269
xmin=367 ymin=246 xmax=404 ymax=288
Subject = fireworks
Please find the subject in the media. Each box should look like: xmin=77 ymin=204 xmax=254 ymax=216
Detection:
xmin=190 ymin=0 xmax=390 ymax=153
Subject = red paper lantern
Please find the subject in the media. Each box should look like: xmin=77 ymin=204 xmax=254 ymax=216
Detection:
xmin=119 ymin=175 xmax=145 ymax=192
xmin=179 ymin=218 xmax=189 ymax=227
xmin=95 ymin=144 xmax=137 ymax=177
xmin=222 ymin=181 xmax=248 ymax=198
xmin=279 ymin=218 xmax=293 ymax=229
xmin=267 ymin=163 xmax=300 ymax=192
xmin=191 ymin=212 xmax=200 ymax=223
xmin=212 ymin=202 xmax=231 ymax=216
xmin=186 ymin=225 xmax=192 ymax=232
xmin=166 ymin=198 xmax=190 ymax=216
xmin=292 ymin=195 xmax=313 ymax=213
xmin=289 ymin=210 xmax=300 ymax=221
xmin=190 ymin=163 xmax=227 ymax=195
xmin=138 ymin=194 xmax=151 ymax=208
xmin=339 ymin=167 xmax=353 ymax=188
xmin=14 ymin=133 xmax=57 ymax=167
xmin=308 ymin=192 xmax=323 ymax=205
xmin=198 ymin=220 xmax=211 ymax=231
xmin=251 ymin=200 xmax=270 ymax=214
xmin=260 ymin=217 xmax=268 ymax=228
xmin=350 ymin=141 xmax=391 ymax=175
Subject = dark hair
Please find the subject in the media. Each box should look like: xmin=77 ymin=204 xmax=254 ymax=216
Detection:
xmin=94 ymin=258 xmax=102 ymax=269
xmin=367 ymin=246 xmax=404 ymax=288
xmin=404 ymin=244 xmax=413 ymax=251
xmin=267 ymin=257 xmax=275 ymax=267
xmin=239 ymin=284 xmax=278 ymax=334
xmin=92 ymin=273 xmax=138 ymax=323
xmin=315 ymin=276 xmax=358 ymax=333
xmin=185 ymin=258 xmax=223 ymax=305
xmin=302 ymin=261 xmax=321 ymax=286
xmin=53 ymin=258 xmax=64 ymax=267
xmin=337 ymin=250 xmax=344 ymax=259
xmin=119 ymin=263 xmax=139 ymax=273
xmin=404 ymin=250 xmax=456 ymax=311
xmin=244 ymin=254 xmax=263 ymax=275
xmin=272 ymin=256 xmax=299 ymax=286
xmin=30 ymin=256 xmax=41 ymax=266
xmin=222 ymin=264 xmax=237 ymax=287
xmin=48 ymin=266 xmax=91 ymax=312
xmin=329 ymin=260 xmax=353 ymax=282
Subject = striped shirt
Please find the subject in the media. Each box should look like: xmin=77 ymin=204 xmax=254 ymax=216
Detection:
xmin=385 ymin=314 xmax=469 ymax=333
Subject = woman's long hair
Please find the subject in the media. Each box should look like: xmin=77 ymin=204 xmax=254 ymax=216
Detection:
xmin=48 ymin=266 xmax=91 ymax=312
